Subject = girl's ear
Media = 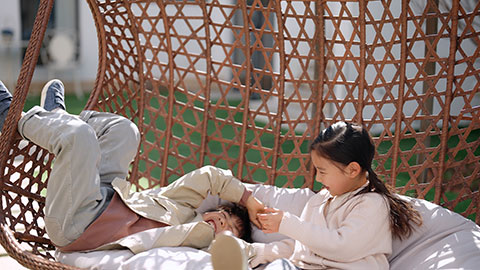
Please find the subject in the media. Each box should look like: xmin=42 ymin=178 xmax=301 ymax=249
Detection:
xmin=346 ymin=162 xmax=362 ymax=178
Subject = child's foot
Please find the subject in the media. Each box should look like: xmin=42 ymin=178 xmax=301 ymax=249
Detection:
xmin=40 ymin=79 xmax=66 ymax=111
xmin=0 ymin=80 xmax=13 ymax=132
xmin=210 ymin=233 xmax=248 ymax=270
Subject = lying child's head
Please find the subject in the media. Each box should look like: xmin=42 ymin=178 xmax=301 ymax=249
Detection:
xmin=202 ymin=203 xmax=252 ymax=243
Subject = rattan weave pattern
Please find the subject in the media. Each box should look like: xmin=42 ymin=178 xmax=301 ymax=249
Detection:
xmin=0 ymin=0 xmax=478 ymax=268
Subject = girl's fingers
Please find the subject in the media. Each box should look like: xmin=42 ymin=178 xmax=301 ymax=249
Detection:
xmin=257 ymin=213 xmax=268 ymax=218
xmin=262 ymin=207 xmax=277 ymax=213
xmin=257 ymin=214 xmax=269 ymax=222
xmin=257 ymin=210 xmax=277 ymax=218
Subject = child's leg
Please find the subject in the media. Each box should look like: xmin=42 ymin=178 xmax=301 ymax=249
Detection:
xmin=78 ymin=110 xmax=140 ymax=188
xmin=18 ymin=106 xmax=107 ymax=246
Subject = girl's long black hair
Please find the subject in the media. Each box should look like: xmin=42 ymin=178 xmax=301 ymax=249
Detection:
xmin=310 ymin=122 xmax=422 ymax=239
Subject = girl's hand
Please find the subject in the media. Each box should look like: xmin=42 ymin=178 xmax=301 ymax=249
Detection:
xmin=257 ymin=208 xmax=283 ymax=233
xmin=245 ymin=195 xmax=265 ymax=228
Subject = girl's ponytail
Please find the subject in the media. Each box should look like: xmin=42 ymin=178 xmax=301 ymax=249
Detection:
xmin=360 ymin=167 xmax=422 ymax=240
xmin=366 ymin=168 xmax=387 ymax=193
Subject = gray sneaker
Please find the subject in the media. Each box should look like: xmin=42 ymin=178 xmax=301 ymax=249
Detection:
xmin=40 ymin=79 xmax=66 ymax=111
xmin=0 ymin=80 xmax=13 ymax=132
xmin=210 ymin=234 xmax=248 ymax=270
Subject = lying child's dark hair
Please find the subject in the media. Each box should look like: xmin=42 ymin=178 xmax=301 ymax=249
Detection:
xmin=216 ymin=203 xmax=253 ymax=243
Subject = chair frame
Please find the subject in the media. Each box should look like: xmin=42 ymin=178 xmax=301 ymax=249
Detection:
xmin=0 ymin=0 xmax=479 ymax=269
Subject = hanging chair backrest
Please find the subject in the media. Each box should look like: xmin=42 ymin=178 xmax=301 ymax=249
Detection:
xmin=0 ymin=0 xmax=479 ymax=267
xmin=84 ymin=0 xmax=480 ymax=216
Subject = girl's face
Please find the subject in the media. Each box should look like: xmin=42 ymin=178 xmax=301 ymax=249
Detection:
xmin=311 ymin=151 xmax=367 ymax=196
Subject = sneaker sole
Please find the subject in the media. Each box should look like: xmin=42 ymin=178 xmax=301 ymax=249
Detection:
xmin=40 ymin=79 xmax=63 ymax=109
xmin=210 ymin=234 xmax=247 ymax=270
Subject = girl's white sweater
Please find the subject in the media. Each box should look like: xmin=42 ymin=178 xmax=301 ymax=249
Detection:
xmin=252 ymin=184 xmax=392 ymax=269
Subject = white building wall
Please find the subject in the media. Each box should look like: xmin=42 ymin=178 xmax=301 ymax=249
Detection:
xmin=0 ymin=0 xmax=98 ymax=90
xmin=0 ymin=0 xmax=477 ymax=124
xmin=78 ymin=0 xmax=98 ymax=82
xmin=0 ymin=0 xmax=22 ymax=90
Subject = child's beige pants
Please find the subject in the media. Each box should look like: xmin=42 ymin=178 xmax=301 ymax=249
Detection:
xmin=18 ymin=106 xmax=140 ymax=246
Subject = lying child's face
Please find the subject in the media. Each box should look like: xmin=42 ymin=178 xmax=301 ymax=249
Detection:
xmin=202 ymin=210 xmax=242 ymax=237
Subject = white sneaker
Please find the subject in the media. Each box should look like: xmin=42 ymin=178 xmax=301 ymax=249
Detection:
xmin=210 ymin=233 xmax=248 ymax=270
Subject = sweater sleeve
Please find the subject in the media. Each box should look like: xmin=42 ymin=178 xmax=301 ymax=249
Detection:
xmin=278 ymin=194 xmax=391 ymax=262
xmin=159 ymin=165 xmax=246 ymax=209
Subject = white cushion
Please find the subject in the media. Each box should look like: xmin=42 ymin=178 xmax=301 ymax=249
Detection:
xmin=389 ymin=196 xmax=480 ymax=270
xmin=56 ymin=247 xmax=214 ymax=270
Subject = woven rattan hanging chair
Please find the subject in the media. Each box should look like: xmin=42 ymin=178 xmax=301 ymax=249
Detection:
xmin=0 ymin=0 xmax=479 ymax=269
